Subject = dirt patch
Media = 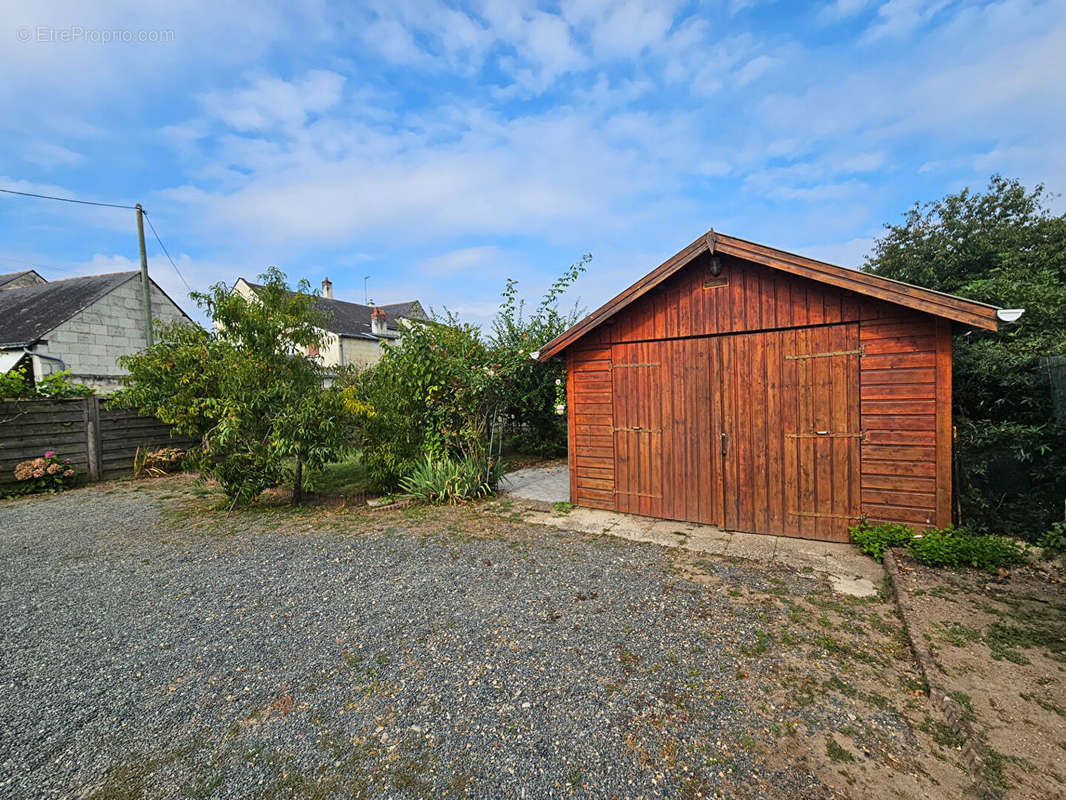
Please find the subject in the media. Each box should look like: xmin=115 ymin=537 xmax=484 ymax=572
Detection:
xmin=892 ymin=553 xmax=1066 ymax=799
xmin=670 ymin=549 xmax=973 ymax=799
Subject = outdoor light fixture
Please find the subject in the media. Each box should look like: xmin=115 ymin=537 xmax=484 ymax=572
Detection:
xmin=709 ymin=255 xmax=722 ymax=276
xmin=996 ymin=308 xmax=1025 ymax=323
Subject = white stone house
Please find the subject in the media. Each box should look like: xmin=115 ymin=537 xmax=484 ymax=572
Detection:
xmin=232 ymin=277 xmax=427 ymax=369
xmin=0 ymin=270 xmax=193 ymax=393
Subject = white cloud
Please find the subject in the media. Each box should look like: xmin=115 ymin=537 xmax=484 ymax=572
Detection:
xmin=796 ymin=236 xmax=877 ymax=269
xmin=199 ymin=71 xmax=345 ymax=133
xmin=418 ymin=245 xmax=505 ymax=276
xmin=21 ymin=142 xmax=84 ymax=168
xmin=862 ymin=0 xmax=952 ymax=42
xmin=816 ymin=0 xmax=874 ymax=25
xmin=735 ymin=54 xmax=780 ymax=85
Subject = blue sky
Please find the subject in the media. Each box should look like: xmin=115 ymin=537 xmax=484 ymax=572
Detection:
xmin=2 ymin=0 xmax=1064 ymax=328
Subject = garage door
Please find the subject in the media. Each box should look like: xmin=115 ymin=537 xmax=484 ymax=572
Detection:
xmin=609 ymin=323 xmax=861 ymax=541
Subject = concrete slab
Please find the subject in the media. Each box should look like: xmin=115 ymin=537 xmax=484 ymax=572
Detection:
xmin=500 ymin=464 xmax=881 ymax=597
xmin=725 ymin=530 xmax=778 ymax=563
xmin=500 ymin=462 xmax=569 ymax=504
xmin=611 ymin=517 xmax=685 ymax=548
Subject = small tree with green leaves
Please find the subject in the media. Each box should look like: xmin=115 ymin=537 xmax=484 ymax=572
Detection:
xmin=489 ymin=254 xmax=590 ymax=457
xmin=114 ymin=267 xmax=354 ymax=504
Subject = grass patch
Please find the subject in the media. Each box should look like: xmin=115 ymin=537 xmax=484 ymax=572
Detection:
xmin=311 ymin=457 xmax=373 ymax=500
xmin=919 ymin=715 xmax=965 ymax=749
xmin=986 ymin=618 xmax=1066 ymax=665
xmin=740 ymin=629 xmax=770 ymax=657
xmin=934 ymin=621 xmax=983 ymax=647
xmin=825 ymin=735 xmax=855 ymax=763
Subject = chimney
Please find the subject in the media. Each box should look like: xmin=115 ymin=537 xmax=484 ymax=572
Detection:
xmin=321 ymin=277 xmax=333 ymax=299
xmin=370 ymin=305 xmax=387 ymax=336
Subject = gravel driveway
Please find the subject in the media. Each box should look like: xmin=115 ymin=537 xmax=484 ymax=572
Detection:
xmin=0 ymin=481 xmax=963 ymax=799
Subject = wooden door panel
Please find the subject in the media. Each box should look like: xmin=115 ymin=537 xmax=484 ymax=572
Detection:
xmin=782 ymin=323 xmax=861 ymax=541
xmin=611 ymin=341 xmax=663 ymax=518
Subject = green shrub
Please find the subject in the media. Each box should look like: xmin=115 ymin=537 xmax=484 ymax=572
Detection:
xmin=849 ymin=522 xmax=915 ymax=561
xmin=851 ymin=521 xmax=1029 ymax=572
xmin=908 ymin=529 xmax=1029 ymax=572
xmin=490 ymin=256 xmax=589 ymax=459
xmin=1038 ymin=521 xmax=1066 ymax=557
xmin=1 ymin=365 xmax=94 ymax=398
xmin=399 ymin=455 xmax=504 ymax=504
xmin=341 ymin=317 xmax=495 ymax=491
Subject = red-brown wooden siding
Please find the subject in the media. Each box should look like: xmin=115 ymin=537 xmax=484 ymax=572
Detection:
xmin=858 ymin=314 xmax=950 ymax=530
xmin=566 ymin=253 xmax=953 ymax=541
xmin=568 ymin=346 xmax=615 ymax=510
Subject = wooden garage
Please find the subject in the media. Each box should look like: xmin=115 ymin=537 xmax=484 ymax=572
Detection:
xmin=537 ymin=231 xmax=1005 ymax=542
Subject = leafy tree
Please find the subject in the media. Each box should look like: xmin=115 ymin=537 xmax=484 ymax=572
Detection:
xmin=340 ymin=255 xmax=590 ymax=491
xmin=114 ymin=268 xmax=354 ymax=504
xmin=864 ymin=176 xmax=1066 ymax=538
xmin=489 ymin=254 xmax=590 ymax=457
xmin=340 ymin=315 xmax=496 ymax=491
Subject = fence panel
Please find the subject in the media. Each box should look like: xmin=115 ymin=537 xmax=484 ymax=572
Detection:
xmin=0 ymin=399 xmax=195 ymax=489
xmin=98 ymin=406 xmax=198 ymax=480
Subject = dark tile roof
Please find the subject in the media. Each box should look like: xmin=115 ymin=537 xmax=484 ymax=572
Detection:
xmin=0 ymin=272 xmax=138 ymax=347
xmin=244 ymin=282 xmax=426 ymax=339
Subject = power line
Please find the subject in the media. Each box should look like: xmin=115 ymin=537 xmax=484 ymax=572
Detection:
xmin=0 ymin=254 xmax=84 ymax=274
xmin=0 ymin=185 xmax=195 ymax=295
xmin=141 ymin=211 xmax=193 ymax=295
xmin=0 ymin=187 xmax=136 ymax=210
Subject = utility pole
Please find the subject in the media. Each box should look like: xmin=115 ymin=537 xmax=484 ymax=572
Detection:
xmin=135 ymin=204 xmax=153 ymax=347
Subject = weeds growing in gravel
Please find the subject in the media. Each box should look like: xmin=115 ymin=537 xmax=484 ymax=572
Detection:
xmin=825 ymin=735 xmax=855 ymax=763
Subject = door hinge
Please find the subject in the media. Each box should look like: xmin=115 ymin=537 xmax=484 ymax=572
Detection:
xmin=610 ymin=362 xmax=661 ymax=370
xmin=788 ymin=510 xmax=862 ymax=519
xmin=784 ymin=344 xmax=865 ymax=361
xmin=786 ymin=430 xmax=865 ymax=440
xmin=613 ymin=426 xmax=662 ymax=433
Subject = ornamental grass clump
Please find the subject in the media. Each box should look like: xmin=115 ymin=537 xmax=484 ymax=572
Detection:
xmin=12 ymin=451 xmax=77 ymax=495
xmin=399 ymin=455 xmax=504 ymax=504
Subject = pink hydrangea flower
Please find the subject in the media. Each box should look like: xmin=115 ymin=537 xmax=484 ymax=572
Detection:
xmin=44 ymin=451 xmax=55 ymax=458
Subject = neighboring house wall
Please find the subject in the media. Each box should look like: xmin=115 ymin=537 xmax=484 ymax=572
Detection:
xmin=340 ymin=336 xmax=384 ymax=368
xmin=231 ymin=278 xmax=409 ymax=370
xmin=34 ymin=277 xmax=188 ymax=391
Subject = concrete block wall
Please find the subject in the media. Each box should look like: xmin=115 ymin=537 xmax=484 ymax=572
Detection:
xmin=36 ymin=276 xmax=189 ymax=390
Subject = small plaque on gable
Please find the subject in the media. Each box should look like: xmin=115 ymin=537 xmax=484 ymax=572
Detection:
xmin=702 ymin=275 xmax=728 ymax=289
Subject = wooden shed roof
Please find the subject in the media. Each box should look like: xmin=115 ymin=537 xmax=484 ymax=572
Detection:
xmin=538 ymin=230 xmax=1001 ymax=361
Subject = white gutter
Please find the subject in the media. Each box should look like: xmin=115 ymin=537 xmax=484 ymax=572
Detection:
xmin=996 ymin=309 xmax=1025 ymax=323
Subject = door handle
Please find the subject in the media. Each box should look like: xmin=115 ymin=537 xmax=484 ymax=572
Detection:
xmin=721 ymin=432 xmax=728 ymax=455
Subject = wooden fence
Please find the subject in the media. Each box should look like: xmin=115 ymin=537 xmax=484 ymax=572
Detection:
xmin=0 ymin=398 xmax=197 ymax=490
